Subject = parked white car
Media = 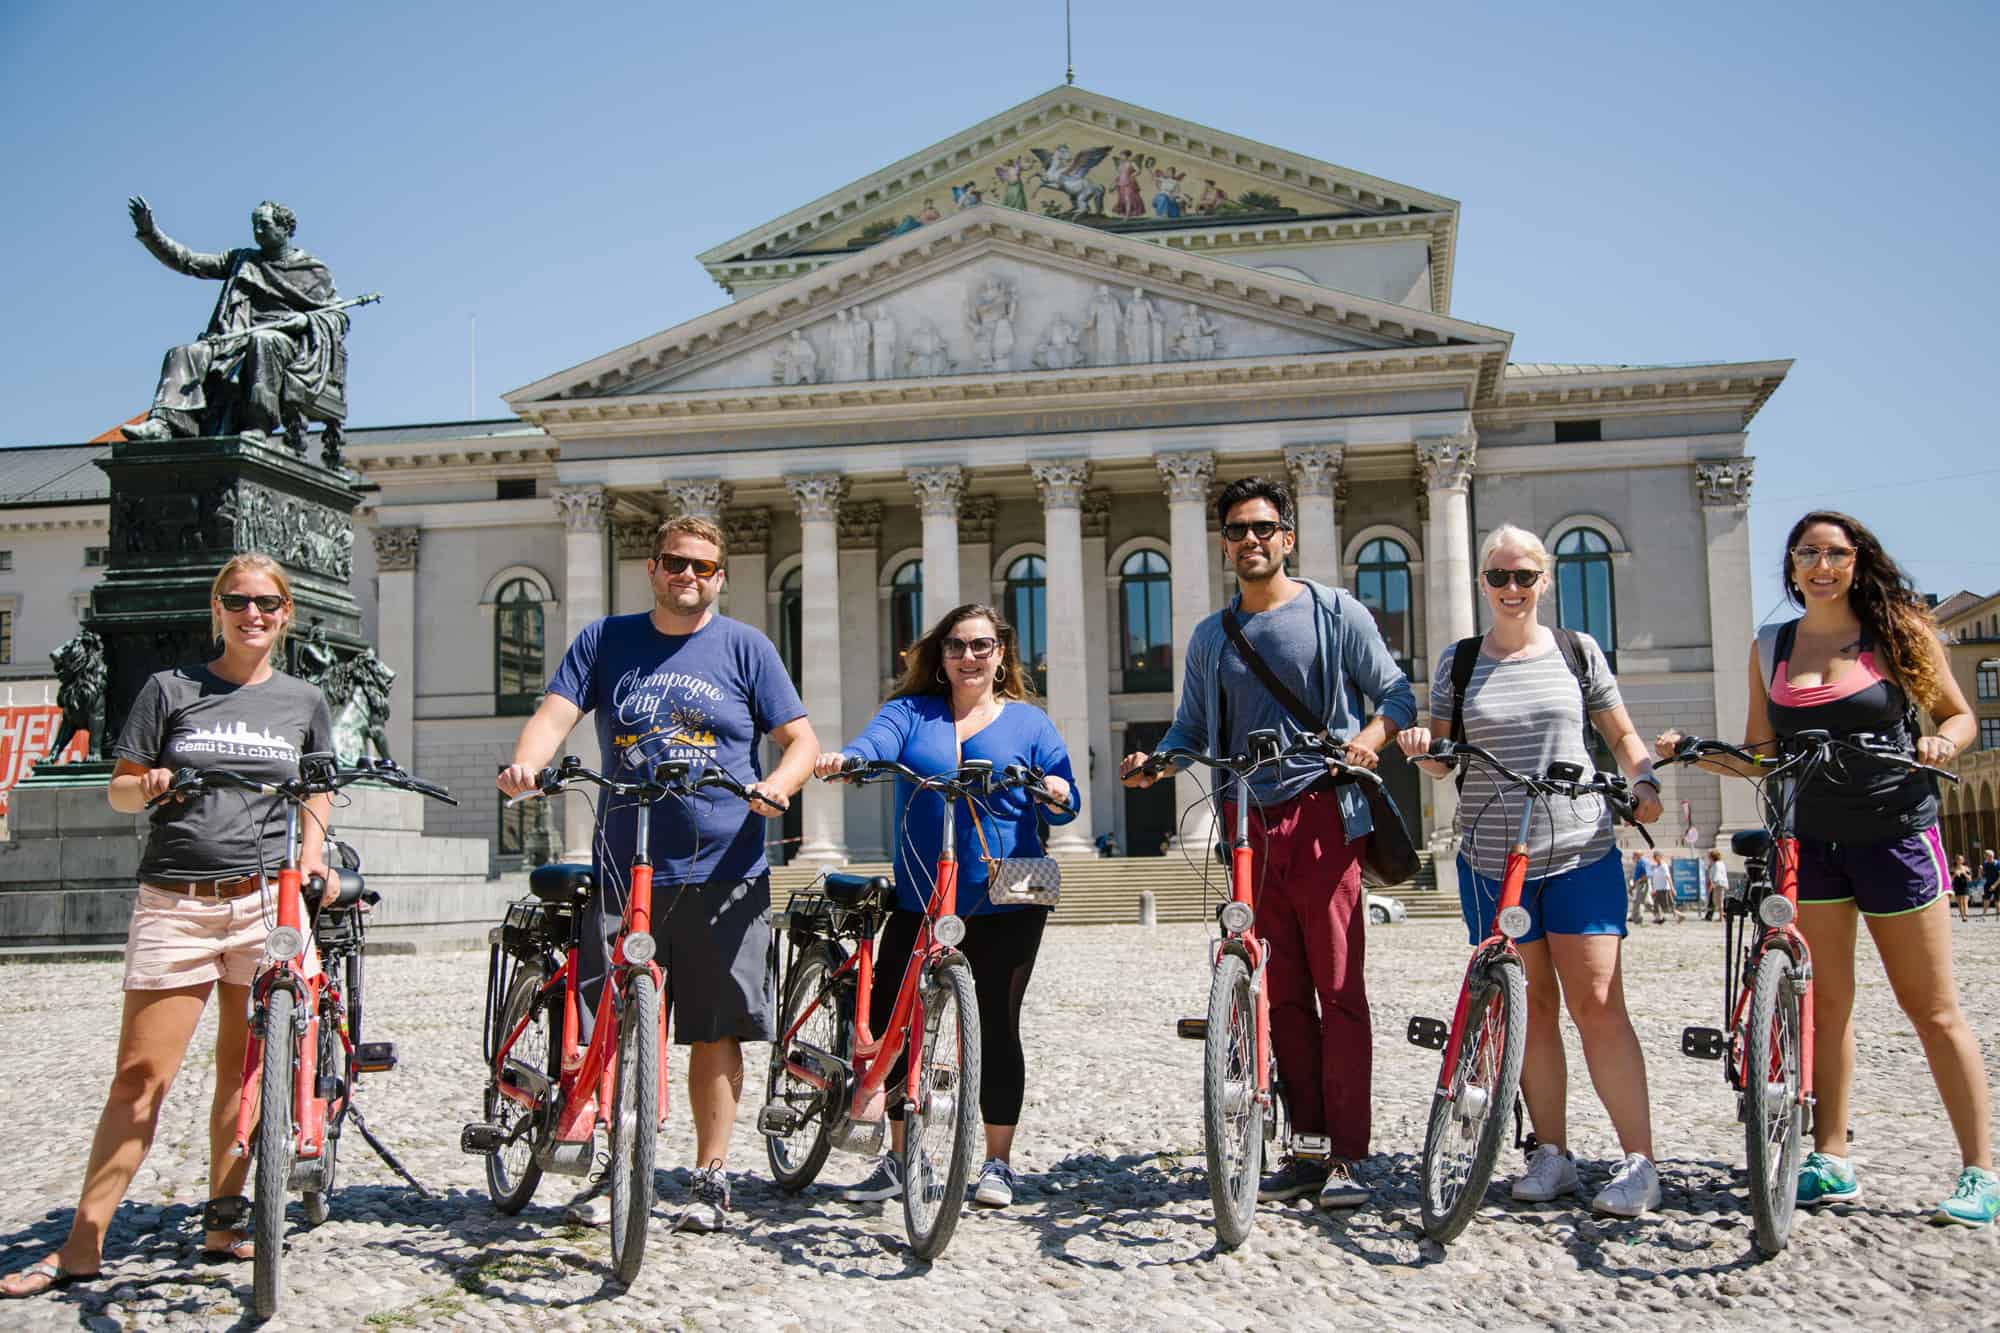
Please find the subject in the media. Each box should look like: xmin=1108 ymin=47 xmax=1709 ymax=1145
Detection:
xmin=1366 ymin=893 xmax=1408 ymax=925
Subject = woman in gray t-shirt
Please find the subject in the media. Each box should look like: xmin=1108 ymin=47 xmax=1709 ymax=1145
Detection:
xmin=1396 ymin=524 xmax=1667 ymax=1221
xmin=2 ymin=554 xmax=334 ymax=1300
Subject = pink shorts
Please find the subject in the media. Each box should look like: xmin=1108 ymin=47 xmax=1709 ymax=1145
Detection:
xmin=121 ymin=883 xmax=321 ymax=991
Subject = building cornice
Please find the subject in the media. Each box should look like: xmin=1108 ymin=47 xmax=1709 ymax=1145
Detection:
xmin=0 ymin=504 xmax=106 ymax=533
xmin=1483 ymin=359 xmax=1793 ymax=427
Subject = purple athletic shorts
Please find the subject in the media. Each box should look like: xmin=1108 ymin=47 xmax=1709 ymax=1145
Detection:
xmin=1795 ymin=826 xmax=1948 ymax=917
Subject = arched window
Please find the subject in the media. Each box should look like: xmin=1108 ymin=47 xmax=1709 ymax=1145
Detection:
xmin=777 ymin=566 xmax=803 ymax=687
xmin=1004 ymin=554 xmax=1048 ymax=693
xmin=1555 ymin=528 xmax=1618 ymax=669
xmin=1119 ymin=549 xmax=1172 ymax=692
xmin=889 ymin=559 xmax=923 ymax=676
xmin=1354 ymin=538 xmax=1413 ymax=674
xmin=494 ymin=578 xmax=545 ymax=717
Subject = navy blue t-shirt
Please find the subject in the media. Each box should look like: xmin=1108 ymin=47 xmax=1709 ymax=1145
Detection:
xmin=546 ymin=613 xmax=806 ymax=886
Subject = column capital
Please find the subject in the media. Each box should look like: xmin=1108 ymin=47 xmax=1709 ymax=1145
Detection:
xmin=372 ymin=526 xmax=421 ymax=571
xmin=1417 ymin=433 xmax=1477 ymax=492
xmin=786 ymin=473 xmax=848 ymax=523
xmin=612 ymin=518 xmax=655 ymax=561
xmin=554 ymin=485 xmax=608 ymax=532
xmin=1081 ymin=489 xmax=1112 ymax=539
xmin=906 ymin=465 xmax=966 ymax=519
xmin=1284 ymin=444 xmax=1344 ymax=498
xmin=1030 ymin=458 xmax=1091 ymax=509
xmin=837 ymin=499 xmax=883 ymax=550
xmin=666 ymin=478 xmax=732 ymax=521
xmin=958 ymin=495 xmax=997 ymax=544
xmin=1695 ymin=458 xmax=1755 ymax=509
xmin=1153 ymin=450 xmax=1215 ymax=505
xmin=723 ymin=506 xmax=771 ymax=555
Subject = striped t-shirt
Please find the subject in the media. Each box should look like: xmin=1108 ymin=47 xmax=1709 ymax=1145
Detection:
xmin=1427 ymin=633 xmax=1622 ymax=881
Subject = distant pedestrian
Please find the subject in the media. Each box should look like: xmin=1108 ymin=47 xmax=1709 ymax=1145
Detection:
xmin=1646 ymin=851 xmax=1682 ymax=923
xmin=1629 ymin=851 xmax=1650 ymax=925
xmin=1951 ymin=855 xmax=1973 ymax=923
xmin=1705 ymin=849 xmax=1730 ymax=921
xmin=1982 ymin=853 xmax=2000 ymax=919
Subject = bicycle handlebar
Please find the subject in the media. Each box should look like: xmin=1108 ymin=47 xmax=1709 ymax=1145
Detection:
xmin=1659 ymin=731 xmax=1959 ymax=785
xmin=1425 ymin=737 xmax=1655 ymax=847
xmin=827 ymin=756 xmax=1076 ymax=810
xmin=149 ymin=756 xmax=458 ymax=809
xmin=1136 ymin=730 xmax=1385 ymax=788
xmin=502 ymin=756 xmax=789 ymax=811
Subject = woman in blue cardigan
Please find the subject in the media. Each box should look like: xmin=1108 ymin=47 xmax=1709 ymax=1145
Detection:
xmin=813 ymin=602 xmax=1077 ymax=1210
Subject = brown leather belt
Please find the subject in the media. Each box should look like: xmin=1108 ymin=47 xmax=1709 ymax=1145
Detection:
xmin=145 ymin=875 xmax=265 ymax=900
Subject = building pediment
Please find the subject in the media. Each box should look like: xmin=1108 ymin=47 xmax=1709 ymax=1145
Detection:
xmin=506 ymin=207 xmax=1511 ymax=424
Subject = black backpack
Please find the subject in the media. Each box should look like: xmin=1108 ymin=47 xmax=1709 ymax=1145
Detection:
xmin=1445 ymin=627 xmax=1595 ymax=792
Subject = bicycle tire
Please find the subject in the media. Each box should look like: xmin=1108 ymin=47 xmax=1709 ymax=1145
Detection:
xmin=484 ymin=962 xmax=552 ymax=1214
xmin=1744 ymin=948 xmax=1804 ymax=1256
xmin=252 ymin=986 xmax=296 ymax=1319
xmin=302 ymin=1002 xmax=344 ymax=1228
xmin=766 ymin=941 xmax=848 ymax=1191
xmin=902 ymin=956 xmax=980 ymax=1260
xmin=609 ymin=969 xmax=660 ymax=1285
xmin=1419 ymin=956 xmax=1525 ymax=1243
xmin=1202 ymin=951 xmax=1263 ymax=1250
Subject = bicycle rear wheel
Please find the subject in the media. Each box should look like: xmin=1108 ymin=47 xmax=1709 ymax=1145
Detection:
xmin=902 ymin=956 xmax=980 ymax=1260
xmin=766 ymin=941 xmax=849 ymax=1191
xmin=302 ymin=1000 xmax=345 ymax=1227
xmin=609 ymin=969 xmax=660 ymax=1285
xmin=484 ymin=962 xmax=552 ymax=1214
xmin=1202 ymin=951 xmax=1262 ymax=1250
xmin=252 ymin=986 xmax=297 ymax=1319
xmin=1744 ymin=948 xmax=1804 ymax=1256
xmin=1419 ymin=956 xmax=1525 ymax=1243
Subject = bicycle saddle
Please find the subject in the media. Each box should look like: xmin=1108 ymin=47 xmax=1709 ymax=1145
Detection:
xmin=529 ymin=863 xmax=596 ymax=905
xmin=1730 ymin=829 xmax=1771 ymax=860
xmin=824 ymin=873 xmax=892 ymax=910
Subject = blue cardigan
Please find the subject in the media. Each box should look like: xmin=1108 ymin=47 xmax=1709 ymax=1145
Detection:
xmin=842 ymin=695 xmax=1080 ymax=916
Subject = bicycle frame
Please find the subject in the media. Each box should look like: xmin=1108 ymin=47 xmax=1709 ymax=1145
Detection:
xmin=1432 ymin=794 xmax=1538 ymax=1100
xmin=1716 ymin=768 xmax=1815 ymax=1113
xmin=233 ymin=800 xmax=330 ymax=1163
xmin=1213 ymin=764 xmax=1274 ymax=1112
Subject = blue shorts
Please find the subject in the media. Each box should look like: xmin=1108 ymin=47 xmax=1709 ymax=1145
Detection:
xmin=1796 ymin=826 xmax=1948 ymax=918
xmin=1456 ymin=849 xmax=1630 ymax=946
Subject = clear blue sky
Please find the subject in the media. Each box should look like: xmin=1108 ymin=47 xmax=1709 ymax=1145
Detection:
xmin=3 ymin=1 xmax=1994 ymax=615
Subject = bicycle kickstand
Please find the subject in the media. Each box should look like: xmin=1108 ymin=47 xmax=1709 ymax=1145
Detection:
xmin=347 ymin=1101 xmax=434 ymax=1198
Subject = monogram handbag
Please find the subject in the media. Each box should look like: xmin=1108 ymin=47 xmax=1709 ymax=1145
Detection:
xmin=971 ymin=803 xmax=1062 ymax=909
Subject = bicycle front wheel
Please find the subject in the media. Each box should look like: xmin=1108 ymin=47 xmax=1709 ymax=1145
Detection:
xmin=253 ymin=986 xmax=297 ymax=1319
xmin=483 ymin=962 xmax=552 ymax=1214
xmin=1419 ymin=956 xmax=1525 ymax=1244
xmin=1202 ymin=951 xmax=1263 ymax=1250
xmin=902 ymin=956 xmax=980 ymax=1260
xmin=609 ymin=969 xmax=660 ymax=1285
xmin=766 ymin=941 xmax=848 ymax=1191
xmin=1744 ymin=948 xmax=1804 ymax=1256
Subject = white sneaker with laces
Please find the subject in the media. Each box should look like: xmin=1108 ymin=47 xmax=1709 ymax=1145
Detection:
xmin=1511 ymin=1143 xmax=1581 ymax=1202
xmin=972 ymin=1158 xmax=1018 ymax=1208
xmin=837 ymin=1154 xmax=903 ymax=1203
xmin=1591 ymin=1152 xmax=1661 ymax=1218
xmin=563 ymin=1178 xmax=611 ymax=1228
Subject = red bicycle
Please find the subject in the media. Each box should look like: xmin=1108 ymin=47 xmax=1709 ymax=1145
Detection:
xmin=1404 ymin=738 xmax=1649 ymax=1244
xmin=1657 ymin=729 xmax=1956 ymax=1255
xmin=464 ymin=756 xmax=781 ymax=1284
xmin=152 ymin=755 xmax=456 ymax=1319
xmin=757 ymin=757 xmax=1042 ymax=1259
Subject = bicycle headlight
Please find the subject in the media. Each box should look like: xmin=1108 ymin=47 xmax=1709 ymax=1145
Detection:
xmin=265 ymin=925 xmax=305 ymax=960
xmin=1757 ymin=894 xmax=1796 ymax=929
xmin=620 ymin=932 xmax=657 ymax=965
xmin=1219 ymin=901 xmax=1255 ymax=935
xmin=1496 ymin=905 xmax=1533 ymax=940
xmin=933 ymin=914 xmax=967 ymax=948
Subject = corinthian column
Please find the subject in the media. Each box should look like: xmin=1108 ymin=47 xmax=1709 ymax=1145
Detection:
xmin=1286 ymin=445 xmax=1344 ymax=587
xmin=787 ymin=474 xmax=848 ymax=865
xmin=371 ymin=527 xmax=420 ymax=772
xmin=1156 ymin=450 xmax=1217 ymax=853
xmin=1418 ymin=435 xmax=1476 ymax=887
xmin=907 ymin=465 xmax=965 ymax=630
xmin=1029 ymin=459 xmax=1097 ymax=854
xmin=554 ymin=485 xmax=608 ymax=859
xmin=666 ymin=478 xmax=732 ymax=523
xmin=1698 ymin=459 xmax=1760 ymax=836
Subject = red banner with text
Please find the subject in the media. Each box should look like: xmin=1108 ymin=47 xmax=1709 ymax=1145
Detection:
xmin=0 ymin=707 xmax=89 ymax=816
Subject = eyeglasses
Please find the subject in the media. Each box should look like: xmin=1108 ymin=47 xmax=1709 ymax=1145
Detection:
xmin=941 ymin=636 xmax=1000 ymax=659
xmin=1789 ymin=545 xmax=1855 ymax=569
xmin=1482 ymin=569 xmax=1542 ymax=589
xmin=1221 ymin=520 xmax=1292 ymax=543
xmin=217 ymin=593 xmax=287 ymax=613
xmin=654 ymin=554 xmax=721 ymax=577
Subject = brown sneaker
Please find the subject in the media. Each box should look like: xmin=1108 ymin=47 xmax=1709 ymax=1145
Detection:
xmin=1317 ymin=1158 xmax=1370 ymax=1209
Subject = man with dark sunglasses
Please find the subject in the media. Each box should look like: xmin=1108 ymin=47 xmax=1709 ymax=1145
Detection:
xmin=1121 ymin=475 xmax=1415 ymax=1210
xmin=498 ymin=514 xmax=820 ymax=1236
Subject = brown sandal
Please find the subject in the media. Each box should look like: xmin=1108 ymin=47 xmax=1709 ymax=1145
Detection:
xmin=198 ymin=1195 xmax=255 ymax=1262
xmin=0 ymin=1258 xmax=97 ymax=1299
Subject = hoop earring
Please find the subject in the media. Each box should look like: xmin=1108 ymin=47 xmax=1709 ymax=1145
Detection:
xmin=994 ymin=663 xmax=1006 ymax=684
xmin=936 ymin=667 xmax=948 ymax=684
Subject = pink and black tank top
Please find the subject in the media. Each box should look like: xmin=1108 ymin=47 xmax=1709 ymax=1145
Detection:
xmin=1763 ymin=621 xmax=1937 ymax=844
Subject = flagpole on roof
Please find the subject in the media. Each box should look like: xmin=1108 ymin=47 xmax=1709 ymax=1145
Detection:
xmin=1065 ymin=0 xmax=1075 ymax=85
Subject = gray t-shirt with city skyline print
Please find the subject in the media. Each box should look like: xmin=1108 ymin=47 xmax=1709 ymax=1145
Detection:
xmin=115 ymin=666 xmax=335 ymax=882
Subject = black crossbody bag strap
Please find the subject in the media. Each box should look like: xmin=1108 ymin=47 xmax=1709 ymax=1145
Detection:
xmin=1220 ymin=606 xmax=1324 ymax=738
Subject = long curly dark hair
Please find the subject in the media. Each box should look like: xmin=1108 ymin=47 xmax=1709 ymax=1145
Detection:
xmin=890 ymin=603 xmax=1037 ymax=703
xmin=1780 ymin=510 xmax=1941 ymax=708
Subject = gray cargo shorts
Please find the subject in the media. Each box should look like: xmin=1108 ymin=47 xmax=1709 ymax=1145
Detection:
xmin=575 ymin=872 xmax=775 ymax=1045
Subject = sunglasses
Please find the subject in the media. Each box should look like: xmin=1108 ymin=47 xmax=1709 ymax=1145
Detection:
xmin=1789 ymin=545 xmax=1855 ymax=569
xmin=941 ymin=636 xmax=1000 ymax=659
xmin=1221 ymin=520 xmax=1292 ymax=543
xmin=1482 ymin=569 xmax=1542 ymax=589
xmin=217 ymin=593 xmax=287 ymax=613
xmin=654 ymin=554 xmax=721 ymax=577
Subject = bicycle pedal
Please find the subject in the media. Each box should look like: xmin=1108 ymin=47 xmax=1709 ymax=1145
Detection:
xmin=1681 ymin=1026 xmax=1727 ymax=1060
xmin=757 ymin=1104 xmax=804 ymax=1137
xmin=1175 ymin=1018 xmax=1206 ymax=1040
xmin=459 ymin=1123 xmax=506 ymax=1156
xmin=353 ymin=1041 xmax=398 ymax=1073
xmin=1406 ymin=1016 xmax=1449 ymax=1050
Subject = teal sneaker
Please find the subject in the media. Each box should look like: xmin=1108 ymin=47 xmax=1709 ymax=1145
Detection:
xmin=1796 ymin=1151 xmax=1861 ymax=1206
xmin=1933 ymin=1166 xmax=2000 ymax=1228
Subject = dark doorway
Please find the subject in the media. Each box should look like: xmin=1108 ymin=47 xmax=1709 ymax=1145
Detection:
xmin=1124 ymin=721 xmax=1176 ymax=856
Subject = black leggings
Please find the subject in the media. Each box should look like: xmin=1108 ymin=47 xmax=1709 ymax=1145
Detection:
xmin=870 ymin=906 xmax=1048 ymax=1126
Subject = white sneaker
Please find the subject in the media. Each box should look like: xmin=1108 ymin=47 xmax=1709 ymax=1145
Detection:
xmin=836 ymin=1154 xmax=903 ymax=1202
xmin=562 ymin=1177 xmax=611 ymax=1228
xmin=972 ymin=1158 xmax=1017 ymax=1208
xmin=1591 ymin=1152 xmax=1661 ymax=1218
xmin=1511 ymin=1143 xmax=1580 ymax=1202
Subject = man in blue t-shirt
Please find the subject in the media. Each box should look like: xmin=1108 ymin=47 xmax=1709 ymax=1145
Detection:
xmin=499 ymin=515 xmax=819 ymax=1234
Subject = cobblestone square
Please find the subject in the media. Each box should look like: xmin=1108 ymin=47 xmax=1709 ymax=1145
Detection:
xmin=3 ymin=915 xmax=1995 ymax=1330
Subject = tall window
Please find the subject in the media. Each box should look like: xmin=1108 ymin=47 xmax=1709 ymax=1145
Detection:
xmin=1977 ymin=662 xmax=1999 ymax=703
xmin=1982 ymin=718 xmax=2000 ymax=752
xmin=889 ymin=559 xmax=924 ymax=676
xmin=1120 ymin=549 xmax=1172 ymax=692
xmin=1354 ymin=538 xmax=1413 ymax=674
xmin=1004 ymin=555 xmax=1048 ymax=693
xmin=494 ymin=580 xmax=545 ymax=716
xmin=0 ymin=611 xmax=10 ymax=665
xmin=1555 ymin=528 xmax=1618 ymax=669
xmin=777 ymin=566 xmax=803 ymax=687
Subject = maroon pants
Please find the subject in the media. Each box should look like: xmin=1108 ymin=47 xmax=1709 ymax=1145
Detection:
xmin=1226 ymin=784 xmax=1370 ymax=1159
